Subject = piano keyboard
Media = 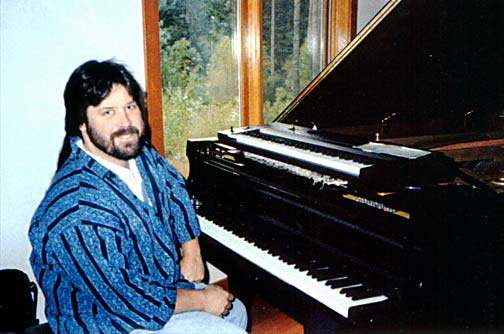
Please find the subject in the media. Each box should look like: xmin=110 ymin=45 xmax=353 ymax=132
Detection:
xmin=198 ymin=215 xmax=388 ymax=318
xmin=224 ymin=131 xmax=372 ymax=177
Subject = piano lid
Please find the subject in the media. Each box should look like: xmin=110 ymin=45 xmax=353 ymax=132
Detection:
xmin=275 ymin=0 xmax=504 ymax=148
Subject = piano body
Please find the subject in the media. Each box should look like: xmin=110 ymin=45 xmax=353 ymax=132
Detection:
xmin=186 ymin=0 xmax=504 ymax=332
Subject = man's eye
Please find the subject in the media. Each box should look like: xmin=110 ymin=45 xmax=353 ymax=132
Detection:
xmin=126 ymin=103 xmax=138 ymax=111
xmin=101 ymin=108 xmax=114 ymax=116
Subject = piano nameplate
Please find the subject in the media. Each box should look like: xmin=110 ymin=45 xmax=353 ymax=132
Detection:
xmin=342 ymin=194 xmax=411 ymax=220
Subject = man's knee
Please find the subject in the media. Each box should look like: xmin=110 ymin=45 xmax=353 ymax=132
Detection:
xmin=225 ymin=297 xmax=247 ymax=330
xmin=165 ymin=311 xmax=247 ymax=334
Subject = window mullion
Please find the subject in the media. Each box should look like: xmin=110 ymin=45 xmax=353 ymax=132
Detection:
xmin=240 ymin=0 xmax=264 ymax=127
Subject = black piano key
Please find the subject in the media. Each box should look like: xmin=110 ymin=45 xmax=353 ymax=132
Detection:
xmin=297 ymin=253 xmax=346 ymax=274
xmin=341 ymin=286 xmax=382 ymax=301
xmin=276 ymin=250 xmax=297 ymax=265
xmin=205 ymin=211 xmax=381 ymax=290
xmin=268 ymin=244 xmax=306 ymax=266
xmin=294 ymin=263 xmax=309 ymax=271
xmin=293 ymin=249 xmax=313 ymax=263
xmin=217 ymin=216 xmax=237 ymax=231
xmin=245 ymin=226 xmax=310 ymax=264
xmin=292 ymin=257 xmax=317 ymax=271
xmin=308 ymin=266 xmax=349 ymax=281
xmin=254 ymin=237 xmax=272 ymax=249
xmin=280 ymin=245 xmax=310 ymax=265
xmin=325 ymin=278 xmax=359 ymax=289
xmin=295 ymin=256 xmax=329 ymax=270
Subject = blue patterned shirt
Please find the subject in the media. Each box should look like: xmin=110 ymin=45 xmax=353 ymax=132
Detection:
xmin=29 ymin=137 xmax=201 ymax=333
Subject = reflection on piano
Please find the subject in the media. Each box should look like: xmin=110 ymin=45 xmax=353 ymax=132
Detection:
xmin=186 ymin=0 xmax=504 ymax=332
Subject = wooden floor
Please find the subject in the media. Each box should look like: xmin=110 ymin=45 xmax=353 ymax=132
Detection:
xmin=249 ymin=296 xmax=304 ymax=334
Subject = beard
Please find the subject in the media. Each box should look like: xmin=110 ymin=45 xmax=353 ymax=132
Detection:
xmin=86 ymin=124 xmax=143 ymax=160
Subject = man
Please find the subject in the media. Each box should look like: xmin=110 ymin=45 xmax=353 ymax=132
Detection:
xmin=29 ymin=60 xmax=247 ymax=334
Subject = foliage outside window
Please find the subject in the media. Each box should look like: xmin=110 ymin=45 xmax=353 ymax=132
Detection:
xmin=158 ymin=0 xmax=328 ymax=174
xmin=263 ymin=0 xmax=326 ymax=123
xmin=159 ymin=0 xmax=240 ymax=174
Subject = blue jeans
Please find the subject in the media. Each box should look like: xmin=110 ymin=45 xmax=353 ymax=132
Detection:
xmin=130 ymin=284 xmax=248 ymax=334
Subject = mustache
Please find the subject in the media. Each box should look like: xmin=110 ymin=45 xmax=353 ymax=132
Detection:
xmin=111 ymin=126 xmax=140 ymax=140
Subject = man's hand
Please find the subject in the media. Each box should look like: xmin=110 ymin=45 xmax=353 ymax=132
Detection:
xmin=202 ymin=284 xmax=235 ymax=317
xmin=180 ymin=239 xmax=204 ymax=282
xmin=174 ymin=284 xmax=234 ymax=316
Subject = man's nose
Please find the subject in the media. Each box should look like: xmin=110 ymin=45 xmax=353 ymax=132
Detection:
xmin=117 ymin=108 xmax=132 ymax=127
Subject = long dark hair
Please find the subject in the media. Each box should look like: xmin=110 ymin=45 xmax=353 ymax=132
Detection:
xmin=57 ymin=60 xmax=151 ymax=170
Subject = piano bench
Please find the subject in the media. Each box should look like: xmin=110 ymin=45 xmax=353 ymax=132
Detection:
xmin=206 ymin=261 xmax=229 ymax=291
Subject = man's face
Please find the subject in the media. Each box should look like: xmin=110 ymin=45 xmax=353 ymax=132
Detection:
xmin=79 ymin=84 xmax=145 ymax=163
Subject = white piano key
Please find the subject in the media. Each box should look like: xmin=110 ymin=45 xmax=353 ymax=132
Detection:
xmin=198 ymin=215 xmax=388 ymax=318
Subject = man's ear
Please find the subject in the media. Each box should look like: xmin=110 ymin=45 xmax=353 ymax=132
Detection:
xmin=79 ymin=123 xmax=88 ymax=140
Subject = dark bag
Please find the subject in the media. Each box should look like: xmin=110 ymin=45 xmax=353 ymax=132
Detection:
xmin=0 ymin=269 xmax=39 ymax=332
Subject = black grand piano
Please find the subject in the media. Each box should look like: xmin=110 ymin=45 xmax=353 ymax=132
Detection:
xmin=186 ymin=0 xmax=504 ymax=332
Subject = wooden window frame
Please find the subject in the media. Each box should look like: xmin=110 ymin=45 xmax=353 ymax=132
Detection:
xmin=142 ymin=0 xmax=164 ymax=154
xmin=240 ymin=0 xmax=264 ymax=127
xmin=328 ymin=0 xmax=357 ymax=62
xmin=142 ymin=0 xmax=356 ymax=151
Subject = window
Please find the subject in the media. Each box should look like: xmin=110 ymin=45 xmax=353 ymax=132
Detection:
xmin=157 ymin=0 xmax=240 ymax=174
xmin=143 ymin=0 xmax=370 ymax=174
xmin=263 ymin=0 xmax=327 ymax=123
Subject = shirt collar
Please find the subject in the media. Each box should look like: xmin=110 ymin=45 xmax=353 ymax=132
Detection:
xmin=75 ymin=138 xmax=136 ymax=174
xmin=75 ymin=138 xmax=147 ymax=202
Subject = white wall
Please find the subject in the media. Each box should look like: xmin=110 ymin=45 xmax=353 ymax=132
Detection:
xmin=0 ymin=0 xmax=146 ymax=322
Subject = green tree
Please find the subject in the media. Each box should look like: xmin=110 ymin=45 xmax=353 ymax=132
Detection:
xmin=292 ymin=0 xmax=301 ymax=95
xmin=161 ymin=38 xmax=207 ymax=164
xmin=160 ymin=0 xmax=234 ymax=66
xmin=161 ymin=38 xmax=204 ymax=96
xmin=207 ymin=0 xmax=234 ymax=41
xmin=263 ymin=0 xmax=309 ymax=90
xmin=159 ymin=0 xmax=190 ymax=47
xmin=159 ymin=0 xmax=239 ymax=174
xmin=206 ymin=36 xmax=238 ymax=104
xmin=264 ymin=86 xmax=294 ymax=124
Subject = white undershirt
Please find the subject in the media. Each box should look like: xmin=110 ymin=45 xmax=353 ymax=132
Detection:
xmin=77 ymin=139 xmax=147 ymax=202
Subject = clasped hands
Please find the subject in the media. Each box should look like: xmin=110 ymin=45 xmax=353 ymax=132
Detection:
xmin=202 ymin=284 xmax=235 ymax=318
xmin=180 ymin=253 xmax=234 ymax=317
xmin=179 ymin=239 xmax=233 ymax=317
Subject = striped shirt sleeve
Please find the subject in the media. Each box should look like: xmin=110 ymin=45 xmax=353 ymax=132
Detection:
xmin=150 ymin=152 xmax=201 ymax=245
xmin=166 ymin=177 xmax=201 ymax=245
